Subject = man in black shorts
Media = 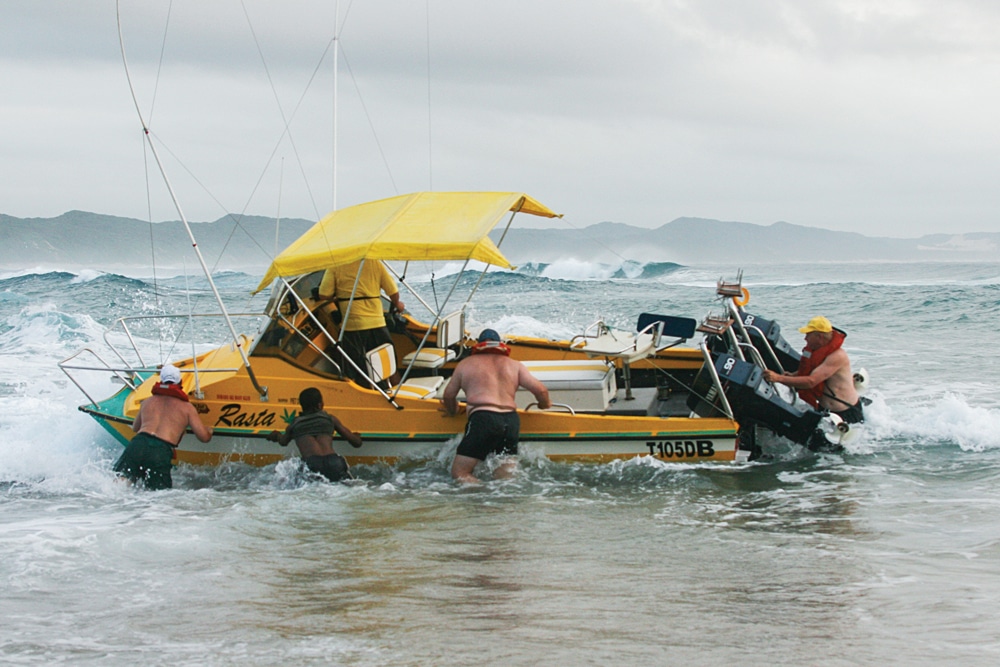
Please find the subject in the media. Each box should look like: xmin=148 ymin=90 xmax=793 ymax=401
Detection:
xmin=113 ymin=363 xmax=213 ymax=490
xmin=441 ymin=329 xmax=550 ymax=483
xmin=267 ymin=387 xmax=363 ymax=482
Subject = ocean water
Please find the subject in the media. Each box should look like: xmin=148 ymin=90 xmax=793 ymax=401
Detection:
xmin=2 ymin=261 xmax=1000 ymax=665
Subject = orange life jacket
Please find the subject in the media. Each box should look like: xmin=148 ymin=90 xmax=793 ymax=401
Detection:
xmin=471 ymin=340 xmax=511 ymax=356
xmin=796 ymin=329 xmax=846 ymax=408
xmin=151 ymin=382 xmax=189 ymax=402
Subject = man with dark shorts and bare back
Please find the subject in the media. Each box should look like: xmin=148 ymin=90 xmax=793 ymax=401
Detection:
xmin=763 ymin=315 xmax=864 ymax=425
xmin=441 ymin=329 xmax=551 ymax=483
xmin=113 ymin=364 xmax=213 ymax=490
xmin=266 ymin=387 xmax=363 ymax=482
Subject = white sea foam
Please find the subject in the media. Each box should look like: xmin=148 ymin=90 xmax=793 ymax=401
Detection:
xmin=867 ymin=392 xmax=1000 ymax=451
xmin=69 ymin=269 xmax=106 ymax=284
xmin=539 ymin=259 xmax=616 ymax=281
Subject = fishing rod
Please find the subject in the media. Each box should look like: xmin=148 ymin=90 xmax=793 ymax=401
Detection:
xmin=115 ymin=0 xmax=268 ymax=400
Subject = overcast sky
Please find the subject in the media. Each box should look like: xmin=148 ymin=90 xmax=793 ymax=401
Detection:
xmin=3 ymin=0 xmax=999 ymax=237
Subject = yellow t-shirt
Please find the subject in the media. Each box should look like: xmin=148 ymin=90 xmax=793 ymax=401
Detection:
xmin=318 ymin=261 xmax=397 ymax=331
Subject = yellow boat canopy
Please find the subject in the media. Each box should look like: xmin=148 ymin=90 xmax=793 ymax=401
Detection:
xmin=255 ymin=191 xmax=560 ymax=293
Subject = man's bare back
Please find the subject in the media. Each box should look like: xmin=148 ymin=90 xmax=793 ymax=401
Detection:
xmin=284 ymin=432 xmax=335 ymax=459
xmin=133 ymin=394 xmax=213 ymax=444
xmin=442 ymin=354 xmax=551 ymax=415
xmin=442 ymin=330 xmax=551 ymax=483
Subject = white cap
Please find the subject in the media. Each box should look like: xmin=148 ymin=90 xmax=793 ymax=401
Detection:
xmin=159 ymin=364 xmax=181 ymax=384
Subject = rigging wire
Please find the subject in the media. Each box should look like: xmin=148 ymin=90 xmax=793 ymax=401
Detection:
xmin=339 ymin=47 xmax=399 ymax=196
xmin=239 ymin=0 xmax=324 ymax=222
xmin=116 ymin=0 xmax=267 ymax=398
xmin=147 ymin=0 xmax=173 ymax=125
xmin=142 ymin=135 xmax=163 ymax=363
xmin=143 ymin=0 xmax=174 ymax=364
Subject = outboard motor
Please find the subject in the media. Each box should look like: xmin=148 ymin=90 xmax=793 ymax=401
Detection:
xmin=736 ymin=309 xmax=801 ymax=373
xmin=688 ymin=352 xmax=822 ymax=445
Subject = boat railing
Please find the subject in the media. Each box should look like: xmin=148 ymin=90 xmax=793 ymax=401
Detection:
xmin=697 ymin=340 xmax=735 ymax=420
xmin=524 ymin=402 xmax=576 ymax=416
xmin=101 ymin=312 xmax=264 ymax=371
xmin=736 ymin=341 xmax=768 ymax=369
xmin=724 ymin=299 xmax=785 ymax=372
xmin=740 ymin=323 xmax=784 ymax=371
xmin=59 ymin=312 xmax=264 ymax=406
xmin=59 ymin=347 xmax=140 ymax=408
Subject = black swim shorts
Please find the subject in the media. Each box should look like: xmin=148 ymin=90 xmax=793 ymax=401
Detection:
xmin=456 ymin=410 xmax=520 ymax=462
xmin=112 ymin=432 xmax=175 ymax=490
xmin=834 ymin=400 xmax=865 ymax=425
xmin=303 ymin=453 xmax=352 ymax=482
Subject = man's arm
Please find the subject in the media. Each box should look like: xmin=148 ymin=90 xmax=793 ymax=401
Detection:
xmin=132 ymin=407 xmax=143 ymax=433
xmin=318 ymin=269 xmax=336 ymax=300
xmin=379 ymin=263 xmax=405 ymax=312
xmin=186 ymin=404 xmax=214 ymax=443
xmin=266 ymin=428 xmax=292 ymax=446
xmin=518 ymin=365 xmax=552 ymax=409
xmin=441 ymin=365 xmax=464 ymax=415
xmin=329 ymin=413 xmax=363 ymax=448
xmin=764 ymin=350 xmax=846 ymax=389
xmin=387 ymin=290 xmax=404 ymax=312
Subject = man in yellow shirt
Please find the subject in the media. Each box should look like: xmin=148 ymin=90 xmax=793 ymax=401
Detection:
xmin=319 ymin=260 xmax=404 ymax=385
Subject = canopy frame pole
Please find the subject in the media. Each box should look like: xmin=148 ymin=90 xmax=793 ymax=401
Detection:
xmin=277 ymin=278 xmax=400 ymax=407
xmin=116 ymin=1 xmax=267 ymax=401
xmin=468 ymin=203 xmax=522 ymax=302
xmin=394 ymin=261 xmax=469 ymax=391
xmin=384 ymin=265 xmax=436 ymax=316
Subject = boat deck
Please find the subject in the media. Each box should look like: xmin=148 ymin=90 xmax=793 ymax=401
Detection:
xmin=601 ymin=387 xmax=693 ymax=418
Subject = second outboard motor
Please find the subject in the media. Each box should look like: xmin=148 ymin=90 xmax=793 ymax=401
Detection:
xmin=688 ymin=353 xmax=822 ymax=445
xmin=737 ymin=309 xmax=801 ymax=373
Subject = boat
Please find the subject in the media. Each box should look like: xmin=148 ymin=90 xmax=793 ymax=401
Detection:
xmin=60 ymin=191 xmax=864 ymax=469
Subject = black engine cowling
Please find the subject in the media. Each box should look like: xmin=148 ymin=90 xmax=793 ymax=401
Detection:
xmin=687 ymin=352 xmax=822 ymax=445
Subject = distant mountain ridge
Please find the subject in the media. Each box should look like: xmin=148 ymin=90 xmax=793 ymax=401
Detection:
xmin=1 ymin=210 xmax=997 ymax=273
xmin=493 ymin=217 xmax=1000 ymax=264
xmin=0 ymin=210 xmax=314 ymax=272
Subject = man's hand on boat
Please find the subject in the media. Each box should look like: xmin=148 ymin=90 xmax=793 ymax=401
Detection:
xmin=266 ymin=430 xmax=288 ymax=446
xmin=438 ymin=400 xmax=466 ymax=416
xmin=763 ymin=369 xmax=788 ymax=384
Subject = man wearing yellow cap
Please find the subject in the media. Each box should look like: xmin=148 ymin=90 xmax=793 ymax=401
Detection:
xmin=762 ymin=316 xmax=864 ymax=424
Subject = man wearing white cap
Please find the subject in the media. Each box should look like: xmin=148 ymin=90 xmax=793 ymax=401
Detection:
xmin=113 ymin=363 xmax=213 ymax=489
xmin=763 ymin=316 xmax=863 ymax=424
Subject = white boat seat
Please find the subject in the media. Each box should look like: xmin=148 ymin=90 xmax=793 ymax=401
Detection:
xmin=572 ymin=319 xmax=662 ymax=364
xmin=365 ymin=343 xmax=445 ymax=400
xmin=401 ymin=309 xmax=465 ymax=370
xmin=518 ymin=359 xmax=616 ymax=411
xmin=394 ymin=375 xmax=445 ymax=400
xmin=570 ymin=319 xmax=665 ymax=400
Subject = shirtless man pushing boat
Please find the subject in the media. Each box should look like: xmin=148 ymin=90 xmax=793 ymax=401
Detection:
xmin=441 ymin=329 xmax=551 ymax=483
xmin=267 ymin=387 xmax=363 ymax=482
xmin=113 ymin=364 xmax=213 ymax=490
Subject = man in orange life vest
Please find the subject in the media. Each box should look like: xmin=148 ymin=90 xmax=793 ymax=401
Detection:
xmin=113 ymin=364 xmax=213 ymax=490
xmin=441 ymin=329 xmax=551 ymax=483
xmin=763 ymin=316 xmax=864 ymax=425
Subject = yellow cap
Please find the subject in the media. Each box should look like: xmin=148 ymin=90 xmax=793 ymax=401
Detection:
xmin=799 ymin=316 xmax=833 ymax=334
